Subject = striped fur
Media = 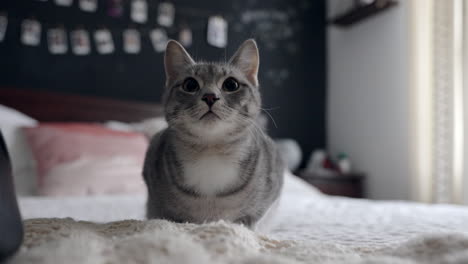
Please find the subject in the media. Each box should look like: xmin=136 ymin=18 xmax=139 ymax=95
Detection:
xmin=143 ymin=39 xmax=284 ymax=228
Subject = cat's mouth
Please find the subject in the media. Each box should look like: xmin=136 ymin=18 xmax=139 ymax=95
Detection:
xmin=199 ymin=110 xmax=220 ymax=120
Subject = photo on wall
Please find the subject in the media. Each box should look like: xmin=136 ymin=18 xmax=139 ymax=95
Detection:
xmin=70 ymin=28 xmax=91 ymax=55
xmin=107 ymin=0 xmax=124 ymax=18
xmin=54 ymin=0 xmax=73 ymax=7
xmin=150 ymin=28 xmax=167 ymax=52
xmin=179 ymin=27 xmax=192 ymax=47
xmin=47 ymin=27 xmax=68 ymax=54
xmin=94 ymin=28 xmax=114 ymax=54
xmin=157 ymin=2 xmax=175 ymax=27
xmin=79 ymin=0 xmax=98 ymax=12
xmin=131 ymin=0 xmax=147 ymax=24
xmin=123 ymin=29 xmax=141 ymax=54
xmin=21 ymin=19 xmax=42 ymax=46
xmin=207 ymin=16 xmax=227 ymax=48
xmin=0 ymin=14 xmax=7 ymax=42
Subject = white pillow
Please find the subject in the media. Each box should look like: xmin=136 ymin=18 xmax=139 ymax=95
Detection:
xmin=0 ymin=104 xmax=38 ymax=196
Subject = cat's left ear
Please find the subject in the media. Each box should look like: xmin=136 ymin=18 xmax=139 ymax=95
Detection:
xmin=164 ymin=40 xmax=195 ymax=84
xmin=229 ymin=39 xmax=259 ymax=86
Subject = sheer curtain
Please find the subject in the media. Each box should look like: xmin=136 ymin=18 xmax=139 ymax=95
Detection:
xmin=432 ymin=0 xmax=464 ymax=203
xmin=463 ymin=1 xmax=468 ymax=204
xmin=410 ymin=0 xmax=465 ymax=204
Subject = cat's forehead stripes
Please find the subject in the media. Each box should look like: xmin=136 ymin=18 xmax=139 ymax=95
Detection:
xmin=190 ymin=63 xmax=232 ymax=80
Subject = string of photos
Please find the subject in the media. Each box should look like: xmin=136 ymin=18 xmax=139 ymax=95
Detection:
xmin=0 ymin=0 xmax=228 ymax=55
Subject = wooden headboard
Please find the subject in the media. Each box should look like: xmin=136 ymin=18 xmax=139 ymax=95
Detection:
xmin=0 ymin=88 xmax=164 ymax=122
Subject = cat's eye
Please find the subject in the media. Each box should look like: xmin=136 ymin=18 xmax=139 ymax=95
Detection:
xmin=182 ymin=77 xmax=200 ymax=93
xmin=222 ymin=77 xmax=240 ymax=92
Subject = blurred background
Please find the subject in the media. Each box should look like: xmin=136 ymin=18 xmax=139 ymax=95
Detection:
xmin=0 ymin=0 xmax=326 ymax=160
xmin=1 ymin=0 xmax=468 ymax=204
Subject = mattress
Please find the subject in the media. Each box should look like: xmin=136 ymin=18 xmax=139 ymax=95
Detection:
xmin=14 ymin=172 xmax=468 ymax=263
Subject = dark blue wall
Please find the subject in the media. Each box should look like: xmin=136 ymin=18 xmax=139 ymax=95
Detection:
xmin=0 ymin=0 xmax=326 ymax=167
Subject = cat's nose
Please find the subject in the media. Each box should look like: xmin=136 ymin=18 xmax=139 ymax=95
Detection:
xmin=201 ymin=93 xmax=220 ymax=107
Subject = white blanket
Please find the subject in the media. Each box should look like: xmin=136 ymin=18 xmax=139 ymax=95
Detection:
xmin=13 ymin=172 xmax=468 ymax=263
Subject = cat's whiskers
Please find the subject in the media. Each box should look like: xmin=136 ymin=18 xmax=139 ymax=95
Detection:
xmin=229 ymin=112 xmax=263 ymax=147
xmin=260 ymin=107 xmax=280 ymax=111
xmin=231 ymin=114 xmax=259 ymax=146
xmin=259 ymin=107 xmax=278 ymax=129
xmin=249 ymin=123 xmax=263 ymax=147
xmin=245 ymin=125 xmax=259 ymax=147
xmin=247 ymin=118 xmax=268 ymax=141
xmin=187 ymin=104 xmax=207 ymax=120
xmin=170 ymin=105 xmax=199 ymax=123
xmin=226 ymin=104 xmax=268 ymax=140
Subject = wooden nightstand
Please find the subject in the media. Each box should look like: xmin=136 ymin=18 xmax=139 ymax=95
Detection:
xmin=297 ymin=171 xmax=366 ymax=198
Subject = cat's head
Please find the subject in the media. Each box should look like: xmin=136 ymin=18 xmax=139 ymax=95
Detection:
xmin=163 ymin=39 xmax=261 ymax=143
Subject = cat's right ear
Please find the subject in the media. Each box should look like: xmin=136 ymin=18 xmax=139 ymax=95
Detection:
xmin=164 ymin=40 xmax=195 ymax=84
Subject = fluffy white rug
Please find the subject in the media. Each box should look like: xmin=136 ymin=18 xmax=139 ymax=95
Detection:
xmin=14 ymin=174 xmax=468 ymax=263
xmin=9 ymin=217 xmax=468 ymax=264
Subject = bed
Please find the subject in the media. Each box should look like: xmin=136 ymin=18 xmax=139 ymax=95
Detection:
xmin=2 ymin=88 xmax=468 ymax=264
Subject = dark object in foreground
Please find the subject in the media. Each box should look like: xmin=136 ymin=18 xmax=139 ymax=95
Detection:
xmin=0 ymin=131 xmax=23 ymax=262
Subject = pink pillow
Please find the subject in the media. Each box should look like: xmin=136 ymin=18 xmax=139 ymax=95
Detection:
xmin=23 ymin=123 xmax=149 ymax=196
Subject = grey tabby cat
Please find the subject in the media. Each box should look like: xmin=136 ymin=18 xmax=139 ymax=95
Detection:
xmin=143 ymin=39 xmax=284 ymax=229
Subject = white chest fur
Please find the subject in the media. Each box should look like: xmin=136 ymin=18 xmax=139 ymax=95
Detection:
xmin=182 ymin=154 xmax=239 ymax=196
